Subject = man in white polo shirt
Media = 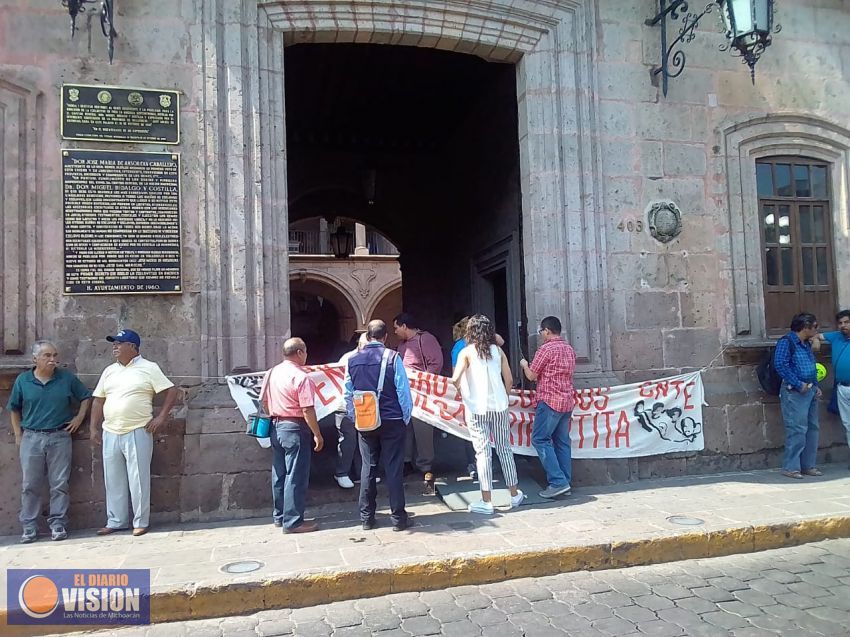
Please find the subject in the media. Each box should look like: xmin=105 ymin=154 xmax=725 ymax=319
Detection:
xmin=89 ymin=329 xmax=178 ymax=537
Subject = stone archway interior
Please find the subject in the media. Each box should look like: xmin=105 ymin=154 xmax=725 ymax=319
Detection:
xmin=284 ymin=43 xmax=523 ymax=359
xmin=289 ymin=277 xmax=360 ymax=364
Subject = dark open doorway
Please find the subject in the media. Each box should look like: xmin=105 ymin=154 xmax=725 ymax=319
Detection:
xmin=284 ymin=43 xmax=524 ymax=368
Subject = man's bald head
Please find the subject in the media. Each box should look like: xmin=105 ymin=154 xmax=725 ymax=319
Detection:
xmin=283 ymin=337 xmax=307 ymax=360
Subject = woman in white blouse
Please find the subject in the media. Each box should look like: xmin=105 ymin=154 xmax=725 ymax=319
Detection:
xmin=451 ymin=314 xmax=524 ymax=514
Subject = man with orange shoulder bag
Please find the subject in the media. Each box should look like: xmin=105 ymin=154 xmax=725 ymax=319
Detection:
xmin=344 ymin=320 xmax=413 ymax=532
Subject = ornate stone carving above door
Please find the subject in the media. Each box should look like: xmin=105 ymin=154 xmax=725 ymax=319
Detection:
xmin=350 ymin=268 xmax=377 ymax=299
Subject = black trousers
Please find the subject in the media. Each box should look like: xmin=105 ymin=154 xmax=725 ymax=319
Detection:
xmin=358 ymin=418 xmax=407 ymax=525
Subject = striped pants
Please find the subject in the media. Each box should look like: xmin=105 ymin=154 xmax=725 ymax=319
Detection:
xmin=468 ymin=409 xmax=518 ymax=492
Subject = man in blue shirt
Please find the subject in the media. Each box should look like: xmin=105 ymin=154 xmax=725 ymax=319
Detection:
xmin=344 ymin=320 xmax=413 ymax=531
xmin=6 ymin=341 xmax=91 ymax=543
xmin=773 ymin=313 xmax=822 ymax=479
xmin=819 ymin=310 xmax=850 ymax=461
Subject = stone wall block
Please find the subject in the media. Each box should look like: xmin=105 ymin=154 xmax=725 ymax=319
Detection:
xmin=69 ymin=439 xmax=96 ymax=504
xmin=686 ymin=453 xmax=741 ymax=474
xmin=644 ymin=179 xmax=707 ymax=220
xmin=726 ymin=404 xmax=767 ymax=454
xmin=180 ymin=474 xmax=224 ymax=517
xmin=151 ymin=427 xmax=185 ymax=477
xmin=608 ymin=253 xmax=668 ymax=290
xmin=701 ymin=405 xmax=729 ymax=453
xmin=597 ymin=100 xmax=636 ymax=138
xmin=601 ymin=140 xmax=639 ymax=176
xmin=663 ymin=143 xmax=707 ymax=177
xmin=640 ymin=141 xmax=663 ymax=179
xmin=195 ymin=432 xmax=269 ymax=475
xmin=702 ymin=365 xmax=747 ymax=406
xmin=637 ymin=455 xmax=688 ymax=479
xmin=662 ymin=329 xmax=721 ymax=368
xmin=762 ymin=402 xmax=785 ymax=449
xmin=626 ymin=291 xmax=680 ymax=330
xmin=636 ymin=104 xmax=694 ymax=142
xmin=610 ymin=329 xmax=664 ymax=372
xmin=597 ymin=62 xmax=657 ymax=102
xmin=150 ymin=476 xmax=181 ymax=516
xmin=227 ymin=471 xmax=271 ymax=511
xmin=0 ymin=440 xmax=22 ymax=535
xmin=819 ymin=410 xmax=847 ymax=447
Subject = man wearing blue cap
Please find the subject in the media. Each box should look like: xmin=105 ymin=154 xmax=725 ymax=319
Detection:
xmin=89 ymin=330 xmax=178 ymax=537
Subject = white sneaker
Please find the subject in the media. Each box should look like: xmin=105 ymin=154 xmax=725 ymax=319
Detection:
xmin=510 ymin=490 xmax=526 ymax=509
xmin=468 ymin=500 xmax=495 ymax=514
xmin=334 ymin=475 xmax=355 ymax=489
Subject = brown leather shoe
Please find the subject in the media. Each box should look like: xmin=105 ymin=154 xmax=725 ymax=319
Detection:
xmin=96 ymin=527 xmax=126 ymax=536
xmin=284 ymin=521 xmax=319 ymax=534
xmin=132 ymin=527 xmax=148 ymax=537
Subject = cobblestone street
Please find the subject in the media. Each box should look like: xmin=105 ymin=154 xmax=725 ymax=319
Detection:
xmin=55 ymin=538 xmax=850 ymax=637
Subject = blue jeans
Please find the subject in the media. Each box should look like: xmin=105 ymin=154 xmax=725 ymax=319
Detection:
xmin=359 ymin=419 xmax=407 ymax=525
xmin=19 ymin=429 xmax=73 ymax=532
xmin=270 ymin=420 xmax=312 ymax=530
xmin=531 ymin=401 xmax=572 ymax=488
xmin=779 ymin=386 xmax=819 ymax=473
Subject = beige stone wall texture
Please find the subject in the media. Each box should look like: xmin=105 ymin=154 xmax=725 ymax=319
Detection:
xmin=0 ymin=0 xmax=848 ymax=533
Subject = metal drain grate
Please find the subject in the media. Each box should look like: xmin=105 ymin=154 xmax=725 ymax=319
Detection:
xmin=220 ymin=560 xmax=264 ymax=574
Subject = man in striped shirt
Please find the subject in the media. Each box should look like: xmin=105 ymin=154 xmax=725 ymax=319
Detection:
xmin=520 ymin=316 xmax=576 ymax=499
xmin=773 ymin=312 xmax=822 ymax=480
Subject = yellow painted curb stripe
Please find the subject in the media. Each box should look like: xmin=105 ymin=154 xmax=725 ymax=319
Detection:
xmin=4 ymin=516 xmax=850 ymax=634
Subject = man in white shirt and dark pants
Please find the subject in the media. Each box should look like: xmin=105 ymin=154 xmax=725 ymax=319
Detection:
xmin=89 ymin=330 xmax=178 ymax=537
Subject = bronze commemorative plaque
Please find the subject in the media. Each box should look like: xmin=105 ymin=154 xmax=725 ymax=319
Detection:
xmin=63 ymin=150 xmax=182 ymax=295
xmin=61 ymin=84 xmax=179 ymax=144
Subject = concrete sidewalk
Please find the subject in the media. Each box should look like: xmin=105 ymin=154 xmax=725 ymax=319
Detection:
xmin=3 ymin=464 xmax=850 ymax=634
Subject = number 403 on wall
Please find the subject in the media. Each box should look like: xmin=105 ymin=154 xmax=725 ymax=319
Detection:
xmin=616 ymin=219 xmax=644 ymax=233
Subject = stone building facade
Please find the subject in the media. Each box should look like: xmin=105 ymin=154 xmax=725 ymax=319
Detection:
xmin=1 ymin=0 xmax=849 ymax=533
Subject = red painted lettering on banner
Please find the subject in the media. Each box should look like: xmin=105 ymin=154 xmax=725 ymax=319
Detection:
xmin=432 ymin=376 xmax=449 ymax=398
xmin=592 ymin=413 xmax=601 ymax=448
xmin=615 ymin=410 xmax=630 ymax=447
xmin=433 ymin=398 xmax=464 ymax=423
xmin=417 ymin=393 xmax=436 ymax=416
xmin=575 ymin=413 xmax=588 ymax=449
xmin=684 ymin=382 xmax=695 ymax=409
xmin=640 ymin=378 xmax=695 ymax=402
xmin=574 ymin=387 xmax=610 ymax=412
xmin=519 ymin=391 xmax=535 ymax=409
xmin=311 ymin=365 xmax=345 ymax=394
xmin=417 ymin=374 xmax=432 ymax=394
xmin=602 ymin=411 xmax=613 ymax=448
xmin=313 ymin=381 xmax=337 ymax=407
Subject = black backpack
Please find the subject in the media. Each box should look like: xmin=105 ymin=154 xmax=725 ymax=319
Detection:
xmin=757 ymin=334 xmax=795 ymax=396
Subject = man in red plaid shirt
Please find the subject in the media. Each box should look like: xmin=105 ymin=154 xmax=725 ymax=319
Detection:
xmin=520 ymin=316 xmax=576 ymax=498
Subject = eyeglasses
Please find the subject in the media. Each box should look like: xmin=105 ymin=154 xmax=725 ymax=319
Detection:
xmin=537 ymin=327 xmax=546 ymax=334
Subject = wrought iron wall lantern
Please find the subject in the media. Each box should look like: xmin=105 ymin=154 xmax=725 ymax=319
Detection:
xmin=61 ymin=0 xmax=117 ymax=63
xmin=330 ymin=223 xmax=353 ymax=259
xmin=646 ymin=0 xmax=780 ymax=97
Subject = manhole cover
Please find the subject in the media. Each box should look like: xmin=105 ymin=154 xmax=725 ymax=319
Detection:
xmin=220 ymin=560 xmax=264 ymax=574
xmin=448 ymin=521 xmax=474 ymax=530
xmin=667 ymin=515 xmax=705 ymax=526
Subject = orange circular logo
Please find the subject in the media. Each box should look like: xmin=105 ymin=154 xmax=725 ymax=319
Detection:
xmin=19 ymin=575 xmax=59 ymax=619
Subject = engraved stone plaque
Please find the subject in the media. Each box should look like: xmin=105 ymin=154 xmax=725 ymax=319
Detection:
xmin=63 ymin=150 xmax=182 ymax=295
xmin=61 ymin=84 xmax=179 ymax=144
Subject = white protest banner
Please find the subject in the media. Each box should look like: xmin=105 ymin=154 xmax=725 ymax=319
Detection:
xmin=227 ymin=365 xmax=704 ymax=459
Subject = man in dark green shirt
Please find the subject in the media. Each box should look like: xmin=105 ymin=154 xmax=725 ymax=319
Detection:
xmin=6 ymin=340 xmax=91 ymax=543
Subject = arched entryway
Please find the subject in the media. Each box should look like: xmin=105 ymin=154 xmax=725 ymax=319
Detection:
xmin=200 ymin=1 xmax=608 ymax=378
xmin=288 ymin=274 xmax=359 ymax=364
